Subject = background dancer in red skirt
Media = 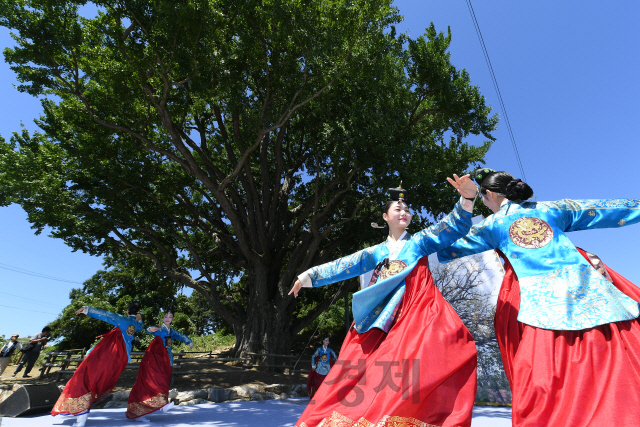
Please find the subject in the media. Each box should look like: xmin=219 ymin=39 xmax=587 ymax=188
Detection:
xmin=126 ymin=308 xmax=194 ymax=422
xmin=289 ymin=174 xmax=479 ymax=427
xmin=307 ymin=335 xmax=338 ymax=399
xmin=438 ymin=168 xmax=640 ymax=426
xmin=51 ymin=300 xmax=144 ymax=427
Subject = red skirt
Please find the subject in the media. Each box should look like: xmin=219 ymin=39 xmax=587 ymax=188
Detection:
xmin=126 ymin=336 xmax=171 ymax=419
xmin=51 ymin=328 xmax=129 ymax=416
xmin=495 ymin=248 xmax=640 ymax=426
xmin=307 ymin=370 xmax=326 ymax=400
xmin=296 ymin=257 xmax=477 ymax=427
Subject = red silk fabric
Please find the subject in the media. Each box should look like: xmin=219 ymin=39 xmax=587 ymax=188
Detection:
xmin=296 ymin=257 xmax=477 ymax=427
xmin=495 ymin=248 xmax=640 ymax=426
xmin=126 ymin=336 xmax=171 ymax=419
xmin=52 ymin=328 xmax=128 ymax=416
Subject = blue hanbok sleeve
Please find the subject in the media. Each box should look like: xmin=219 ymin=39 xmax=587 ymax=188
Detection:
xmin=330 ymin=349 xmax=338 ymax=362
xmin=146 ymin=326 xmax=163 ymax=337
xmin=413 ymin=199 xmax=474 ymax=256
xmin=298 ymin=245 xmax=380 ymax=288
xmin=170 ymin=329 xmax=193 ymax=347
xmin=86 ymin=307 xmax=128 ymax=328
xmin=549 ymin=199 xmax=640 ymax=232
xmin=311 ymin=348 xmax=321 ymax=369
xmin=436 ymin=221 xmax=495 ymax=264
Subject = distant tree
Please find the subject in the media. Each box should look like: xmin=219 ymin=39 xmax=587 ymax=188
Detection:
xmin=431 ymin=254 xmax=511 ymax=404
xmin=0 ymin=0 xmax=496 ymax=356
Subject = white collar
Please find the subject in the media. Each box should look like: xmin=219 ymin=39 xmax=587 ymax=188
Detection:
xmin=386 ymin=230 xmax=409 ymax=244
xmin=162 ymin=324 xmax=170 ymax=332
xmin=500 ymin=199 xmax=509 ymax=207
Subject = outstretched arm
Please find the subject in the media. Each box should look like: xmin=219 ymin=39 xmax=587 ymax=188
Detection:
xmin=551 ymin=199 xmax=640 ymax=232
xmin=289 ymin=245 xmax=379 ymax=298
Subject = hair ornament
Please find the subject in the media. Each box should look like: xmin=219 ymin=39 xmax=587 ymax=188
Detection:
xmin=387 ymin=181 xmax=407 ymax=202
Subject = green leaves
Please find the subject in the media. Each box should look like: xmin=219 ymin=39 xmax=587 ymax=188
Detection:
xmin=0 ymin=0 xmax=497 ymax=354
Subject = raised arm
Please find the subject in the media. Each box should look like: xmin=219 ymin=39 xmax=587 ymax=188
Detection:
xmin=437 ymin=221 xmax=495 ymax=263
xmin=77 ymin=306 xmax=128 ymax=327
xmin=170 ymin=329 xmax=194 ymax=348
xmin=413 ymin=196 xmax=475 ymax=256
xmin=551 ymin=199 xmax=640 ymax=232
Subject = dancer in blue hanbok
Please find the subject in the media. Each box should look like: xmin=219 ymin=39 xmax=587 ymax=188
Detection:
xmin=437 ymin=168 xmax=640 ymax=427
xmin=126 ymin=309 xmax=193 ymax=421
xmin=52 ymin=300 xmax=144 ymax=427
xmin=289 ymin=174 xmax=479 ymax=427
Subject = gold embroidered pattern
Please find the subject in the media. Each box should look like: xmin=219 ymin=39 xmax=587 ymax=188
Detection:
xmin=619 ymin=219 xmax=626 ymax=226
xmin=378 ymin=260 xmax=408 ymax=281
xmin=302 ymin=410 xmax=442 ymax=427
xmin=52 ymin=392 xmax=93 ymax=415
xmin=165 ymin=337 xmax=173 ymax=347
xmin=126 ymin=325 xmax=136 ymax=336
xmin=509 ymin=217 xmax=553 ymax=249
xmin=588 ymin=210 xmax=596 ymax=216
xmin=126 ymin=393 xmax=169 ymax=418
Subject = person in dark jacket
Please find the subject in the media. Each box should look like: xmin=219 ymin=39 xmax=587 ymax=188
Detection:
xmin=12 ymin=327 xmax=50 ymax=378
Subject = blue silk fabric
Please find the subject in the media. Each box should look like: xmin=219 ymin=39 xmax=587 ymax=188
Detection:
xmin=146 ymin=324 xmax=193 ymax=366
xmin=305 ymin=200 xmax=472 ymax=333
xmin=86 ymin=307 xmax=145 ymax=362
xmin=438 ymin=199 xmax=640 ymax=330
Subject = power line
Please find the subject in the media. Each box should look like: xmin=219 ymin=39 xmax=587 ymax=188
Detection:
xmin=0 ymin=262 xmax=84 ymax=285
xmin=0 ymin=303 xmax=60 ymax=316
xmin=465 ymin=0 xmax=527 ymax=182
xmin=0 ymin=291 xmax=57 ymax=308
xmin=0 ymin=236 xmax=79 ymax=269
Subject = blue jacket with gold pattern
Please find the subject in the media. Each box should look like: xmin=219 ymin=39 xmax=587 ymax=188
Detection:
xmin=86 ymin=307 xmax=144 ymax=362
xmin=438 ymin=199 xmax=640 ymax=330
xmin=298 ymin=199 xmax=473 ymax=333
xmin=146 ymin=324 xmax=193 ymax=366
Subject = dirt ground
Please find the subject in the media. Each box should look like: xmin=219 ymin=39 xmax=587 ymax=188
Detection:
xmin=0 ymin=351 xmax=310 ymax=393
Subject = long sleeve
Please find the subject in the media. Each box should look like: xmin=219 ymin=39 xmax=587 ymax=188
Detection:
xmin=86 ymin=306 xmax=128 ymax=327
xmin=550 ymin=199 xmax=640 ymax=232
xmin=413 ymin=198 xmax=474 ymax=257
xmin=311 ymin=348 xmax=320 ymax=369
xmin=436 ymin=222 xmax=495 ymax=264
xmin=298 ymin=245 xmax=380 ymax=288
xmin=330 ymin=349 xmax=338 ymax=362
xmin=170 ymin=329 xmax=193 ymax=347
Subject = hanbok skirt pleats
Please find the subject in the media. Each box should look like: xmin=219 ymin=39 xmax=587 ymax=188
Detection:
xmin=51 ymin=328 xmax=128 ymax=416
xmin=495 ymin=248 xmax=640 ymax=427
xmin=307 ymin=370 xmax=327 ymax=399
xmin=296 ymin=257 xmax=477 ymax=427
xmin=126 ymin=336 xmax=171 ymax=419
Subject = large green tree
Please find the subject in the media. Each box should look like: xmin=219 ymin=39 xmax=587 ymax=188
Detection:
xmin=0 ymin=0 xmax=496 ymax=355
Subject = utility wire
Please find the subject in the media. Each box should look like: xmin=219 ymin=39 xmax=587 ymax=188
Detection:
xmin=0 ymin=236 xmax=79 ymax=269
xmin=0 ymin=291 xmax=57 ymax=308
xmin=0 ymin=262 xmax=84 ymax=285
xmin=465 ymin=0 xmax=527 ymax=182
xmin=0 ymin=303 xmax=60 ymax=316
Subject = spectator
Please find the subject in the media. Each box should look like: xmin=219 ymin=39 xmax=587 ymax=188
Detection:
xmin=12 ymin=326 xmax=51 ymax=378
xmin=0 ymin=334 xmax=22 ymax=377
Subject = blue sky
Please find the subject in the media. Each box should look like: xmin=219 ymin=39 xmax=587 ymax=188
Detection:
xmin=1 ymin=1 xmax=639 ymax=338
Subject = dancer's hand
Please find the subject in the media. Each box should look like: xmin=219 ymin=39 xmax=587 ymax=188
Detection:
xmin=189 ymin=343 xmax=194 ymax=349
xmin=148 ymin=326 xmax=161 ymax=332
xmin=75 ymin=307 xmax=87 ymax=315
xmin=289 ymin=280 xmax=303 ymax=298
xmin=135 ymin=313 xmax=142 ymax=322
xmin=447 ymin=174 xmax=477 ymax=199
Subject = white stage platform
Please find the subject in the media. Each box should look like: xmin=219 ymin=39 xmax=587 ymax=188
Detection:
xmin=0 ymin=399 xmax=511 ymax=427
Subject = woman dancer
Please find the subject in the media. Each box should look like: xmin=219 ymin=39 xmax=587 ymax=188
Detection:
xmin=289 ymin=175 xmax=478 ymax=427
xmin=52 ymin=300 xmax=144 ymax=427
xmin=438 ymin=169 xmax=640 ymax=426
xmin=307 ymin=335 xmax=338 ymax=399
xmin=126 ymin=308 xmax=194 ymax=422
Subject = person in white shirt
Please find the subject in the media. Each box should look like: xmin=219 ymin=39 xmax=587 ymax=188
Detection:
xmin=0 ymin=334 xmax=22 ymax=377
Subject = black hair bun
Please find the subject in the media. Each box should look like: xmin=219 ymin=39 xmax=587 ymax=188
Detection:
xmin=504 ymin=179 xmax=534 ymax=201
xmin=128 ymin=299 xmax=141 ymax=315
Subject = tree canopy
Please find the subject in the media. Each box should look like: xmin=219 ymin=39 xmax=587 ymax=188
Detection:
xmin=0 ymin=0 xmax=496 ymax=355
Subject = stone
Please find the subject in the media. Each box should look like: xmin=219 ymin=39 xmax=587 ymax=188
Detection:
xmin=112 ymin=390 xmax=130 ymax=401
xmin=207 ymin=388 xmax=237 ymax=403
xmin=103 ymin=400 xmax=128 ymax=409
xmin=288 ymin=391 xmax=299 ymax=398
xmin=231 ymin=385 xmax=261 ymax=398
xmin=168 ymin=389 xmax=178 ymax=400
xmin=176 ymin=389 xmax=208 ymax=402
xmin=263 ymin=384 xmax=285 ymax=394
xmin=178 ymin=398 xmax=208 ymax=406
xmin=279 ymin=392 xmax=289 ymax=400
